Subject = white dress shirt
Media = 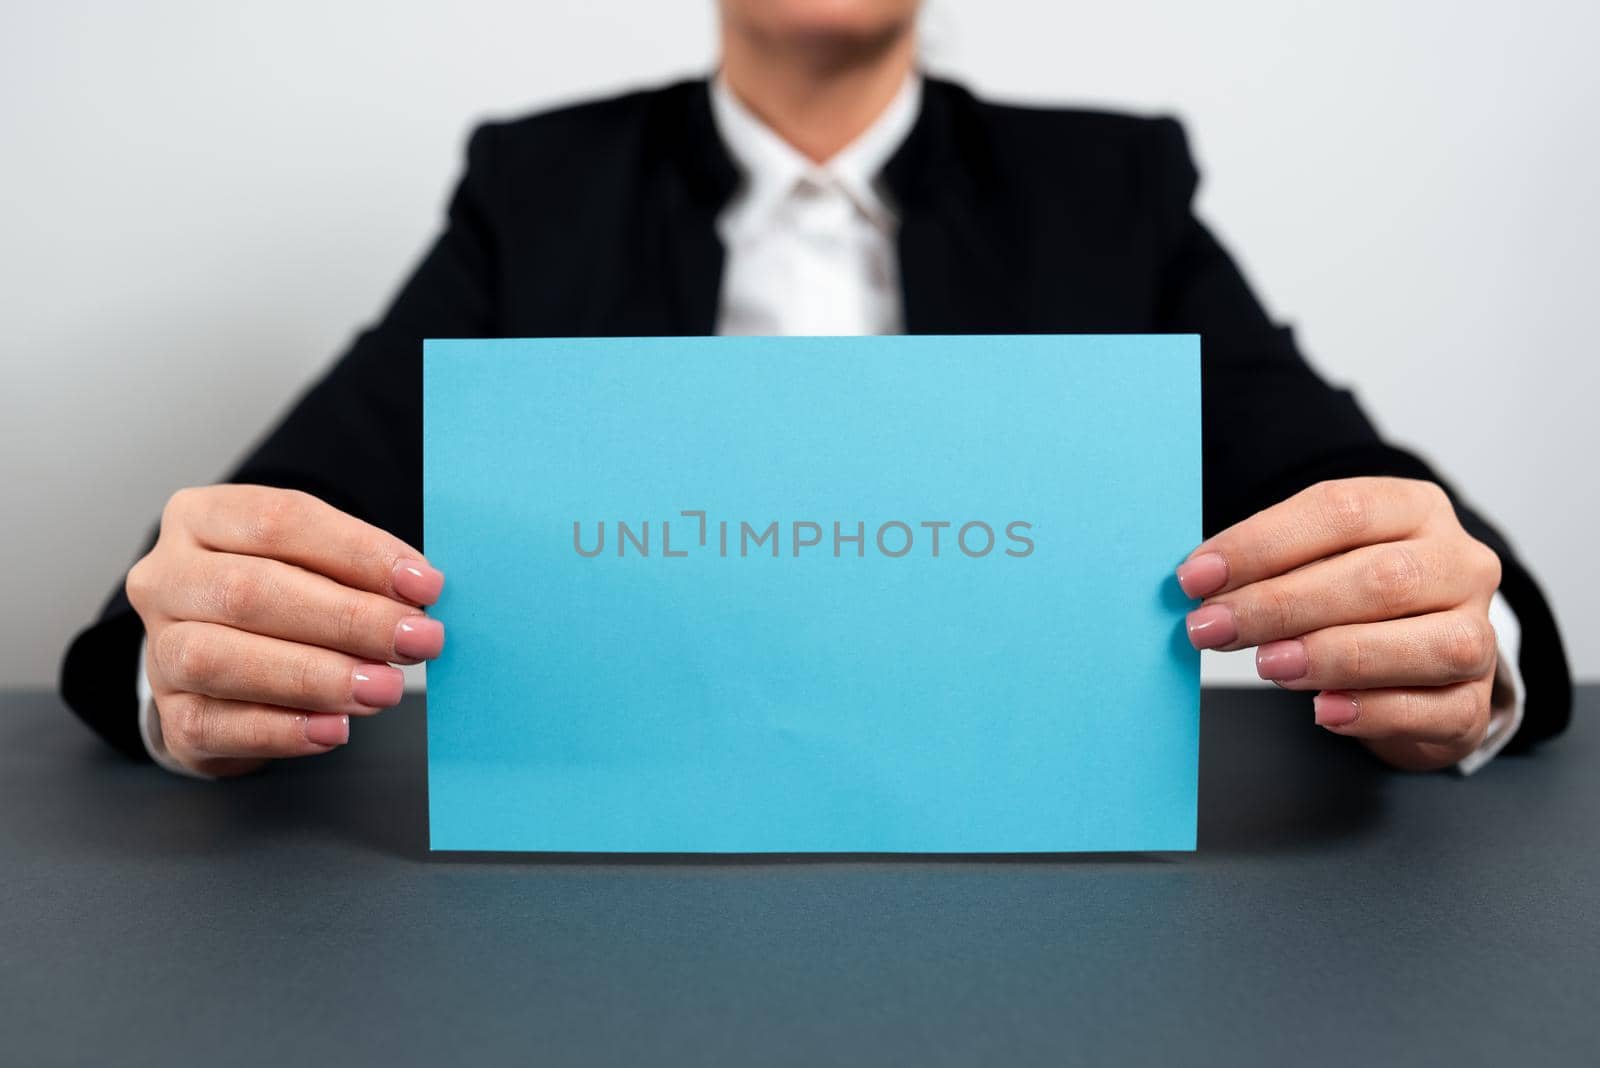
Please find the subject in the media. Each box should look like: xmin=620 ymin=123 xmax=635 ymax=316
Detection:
xmin=711 ymin=73 xmax=919 ymax=337
xmin=137 ymin=72 xmax=1526 ymax=776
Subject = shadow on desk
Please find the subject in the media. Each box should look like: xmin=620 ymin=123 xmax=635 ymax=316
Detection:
xmin=46 ymin=688 xmax=1389 ymax=865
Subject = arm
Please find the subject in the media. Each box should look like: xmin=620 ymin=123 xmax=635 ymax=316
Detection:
xmin=60 ymin=123 xmax=505 ymax=765
xmin=1148 ymin=117 xmax=1571 ymax=754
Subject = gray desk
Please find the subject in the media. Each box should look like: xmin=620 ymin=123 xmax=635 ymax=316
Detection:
xmin=2 ymin=687 xmax=1594 ymax=1066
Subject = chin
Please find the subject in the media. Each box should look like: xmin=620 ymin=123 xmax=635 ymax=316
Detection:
xmin=725 ymin=0 xmax=920 ymax=47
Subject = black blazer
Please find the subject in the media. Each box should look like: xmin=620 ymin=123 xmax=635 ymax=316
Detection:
xmin=61 ymin=77 xmax=1572 ymax=758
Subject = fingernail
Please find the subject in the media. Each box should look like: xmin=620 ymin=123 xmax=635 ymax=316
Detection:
xmin=393 ymin=558 xmax=444 ymax=606
xmin=1176 ymin=551 xmax=1229 ymax=599
xmin=1256 ymin=639 xmax=1308 ymax=681
xmin=305 ymin=713 xmax=349 ymax=747
xmin=1185 ymin=603 xmax=1237 ymax=649
xmin=1314 ymin=691 xmax=1361 ymax=728
xmin=352 ymin=664 xmax=404 ymax=708
xmin=394 ymin=616 xmax=445 ymax=660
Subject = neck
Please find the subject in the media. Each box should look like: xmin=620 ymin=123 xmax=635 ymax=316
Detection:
xmin=718 ymin=23 xmax=917 ymax=163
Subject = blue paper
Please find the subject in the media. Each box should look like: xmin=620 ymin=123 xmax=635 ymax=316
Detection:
xmin=423 ymin=335 xmax=1200 ymax=853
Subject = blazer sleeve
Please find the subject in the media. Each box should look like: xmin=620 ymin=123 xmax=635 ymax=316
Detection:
xmin=59 ymin=123 xmax=504 ymax=759
xmin=1145 ymin=117 xmax=1571 ymax=749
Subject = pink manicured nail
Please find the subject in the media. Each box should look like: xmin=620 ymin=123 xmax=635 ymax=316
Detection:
xmin=1256 ymin=639 xmax=1309 ymax=681
xmin=393 ymin=558 xmax=444 ymax=606
xmin=1176 ymin=552 xmax=1229 ymax=599
xmin=1314 ymin=691 xmax=1361 ymax=728
xmin=352 ymin=664 xmax=404 ymax=708
xmin=1185 ymin=603 xmax=1237 ymax=649
xmin=394 ymin=616 xmax=445 ymax=660
xmin=305 ymin=714 xmax=349 ymax=747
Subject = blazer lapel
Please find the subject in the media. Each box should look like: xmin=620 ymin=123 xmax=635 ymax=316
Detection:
xmin=884 ymin=80 xmax=1030 ymax=335
xmin=631 ymin=81 xmax=737 ymax=337
xmin=586 ymin=81 xmax=734 ymax=337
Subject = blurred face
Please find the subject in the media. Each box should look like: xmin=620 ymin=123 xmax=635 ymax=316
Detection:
xmin=719 ymin=0 xmax=921 ymax=54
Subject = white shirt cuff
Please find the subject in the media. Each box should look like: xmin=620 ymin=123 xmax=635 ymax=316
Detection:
xmin=136 ymin=636 xmax=214 ymax=779
xmin=1455 ymin=591 xmax=1525 ymax=776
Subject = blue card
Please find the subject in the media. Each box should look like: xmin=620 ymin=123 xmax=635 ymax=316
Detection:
xmin=423 ymin=335 xmax=1200 ymax=853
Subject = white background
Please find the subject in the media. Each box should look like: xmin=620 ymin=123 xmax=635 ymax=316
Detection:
xmin=2 ymin=0 xmax=1595 ymax=688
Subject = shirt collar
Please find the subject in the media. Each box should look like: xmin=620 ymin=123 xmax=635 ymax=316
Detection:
xmin=709 ymin=71 xmax=923 ymax=241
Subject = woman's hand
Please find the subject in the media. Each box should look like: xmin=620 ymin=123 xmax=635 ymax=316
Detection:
xmin=124 ymin=485 xmax=445 ymax=777
xmin=1178 ymin=477 xmax=1504 ymax=770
